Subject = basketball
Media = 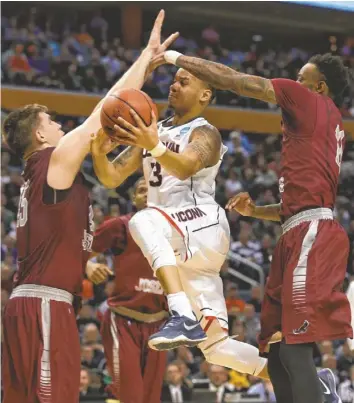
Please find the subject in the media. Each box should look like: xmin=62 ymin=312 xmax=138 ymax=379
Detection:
xmin=100 ymin=88 xmax=159 ymax=137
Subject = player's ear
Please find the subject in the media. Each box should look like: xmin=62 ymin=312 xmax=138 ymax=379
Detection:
xmin=35 ymin=128 xmax=46 ymax=144
xmin=316 ymin=80 xmax=327 ymax=95
xmin=200 ymin=88 xmax=212 ymax=104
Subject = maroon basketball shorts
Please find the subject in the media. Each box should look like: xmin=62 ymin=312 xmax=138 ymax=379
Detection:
xmin=259 ymin=208 xmax=352 ymax=352
xmin=2 ymin=284 xmax=80 ymax=403
xmin=101 ymin=309 xmax=167 ymax=403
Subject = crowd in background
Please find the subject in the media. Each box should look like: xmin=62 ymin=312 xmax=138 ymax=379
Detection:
xmin=1 ymin=4 xmax=354 ymax=116
xmin=2 ymin=3 xmax=354 ymax=403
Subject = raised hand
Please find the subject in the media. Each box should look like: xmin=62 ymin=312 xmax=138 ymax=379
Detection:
xmin=225 ymin=192 xmax=256 ymax=216
xmin=146 ymin=10 xmax=179 ymax=56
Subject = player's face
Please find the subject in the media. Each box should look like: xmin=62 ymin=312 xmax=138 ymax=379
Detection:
xmin=168 ymin=69 xmax=210 ymax=112
xmin=297 ymin=63 xmax=327 ymax=95
xmin=37 ymin=112 xmax=64 ymax=147
xmin=133 ymin=181 xmax=148 ymax=211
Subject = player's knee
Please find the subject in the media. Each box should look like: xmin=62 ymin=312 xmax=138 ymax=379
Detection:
xmin=128 ymin=211 xmax=150 ymax=241
xmin=129 ymin=210 xmax=176 ymax=272
xmin=200 ymin=337 xmax=266 ymax=376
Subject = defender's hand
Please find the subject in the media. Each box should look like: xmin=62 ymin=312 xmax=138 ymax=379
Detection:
xmin=86 ymin=262 xmax=113 ymax=285
xmin=91 ymin=129 xmax=119 ymax=156
xmin=113 ymin=110 xmax=159 ymax=151
xmin=146 ymin=10 xmax=179 ymax=56
xmin=226 ymin=192 xmax=256 ymax=216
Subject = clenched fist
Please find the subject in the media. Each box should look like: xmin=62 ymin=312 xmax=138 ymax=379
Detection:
xmin=86 ymin=261 xmax=113 ymax=285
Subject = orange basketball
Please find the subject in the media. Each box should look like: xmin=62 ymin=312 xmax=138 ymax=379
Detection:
xmin=100 ymin=88 xmax=158 ymax=137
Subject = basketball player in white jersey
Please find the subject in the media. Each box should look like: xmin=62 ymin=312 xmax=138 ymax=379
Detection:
xmin=92 ymin=67 xmax=269 ymax=380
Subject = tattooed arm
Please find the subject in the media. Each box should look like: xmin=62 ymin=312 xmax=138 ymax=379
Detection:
xmin=155 ymin=125 xmax=222 ymax=180
xmin=92 ymin=144 xmax=143 ymax=189
xmin=173 ymin=55 xmax=276 ymax=104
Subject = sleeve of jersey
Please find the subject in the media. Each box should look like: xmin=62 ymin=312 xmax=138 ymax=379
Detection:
xmin=271 ymin=78 xmax=317 ymax=133
xmin=271 ymin=79 xmax=312 ymax=110
xmin=92 ymin=218 xmax=124 ymax=253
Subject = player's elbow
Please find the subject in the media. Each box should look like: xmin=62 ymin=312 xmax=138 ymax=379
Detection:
xmin=175 ymin=166 xmax=198 ymax=181
xmin=176 ymin=172 xmax=191 ymax=181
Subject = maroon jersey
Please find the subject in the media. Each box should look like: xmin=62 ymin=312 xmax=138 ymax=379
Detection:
xmin=272 ymin=79 xmax=345 ymax=221
xmin=92 ymin=214 xmax=167 ymax=314
xmin=14 ymin=147 xmax=93 ymax=295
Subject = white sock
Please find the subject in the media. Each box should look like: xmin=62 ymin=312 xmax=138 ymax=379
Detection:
xmin=167 ymin=292 xmax=195 ymax=320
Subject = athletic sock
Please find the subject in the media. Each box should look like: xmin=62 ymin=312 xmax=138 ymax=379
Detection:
xmin=167 ymin=292 xmax=195 ymax=320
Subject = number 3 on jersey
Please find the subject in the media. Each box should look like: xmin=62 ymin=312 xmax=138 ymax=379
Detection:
xmin=150 ymin=162 xmax=162 ymax=187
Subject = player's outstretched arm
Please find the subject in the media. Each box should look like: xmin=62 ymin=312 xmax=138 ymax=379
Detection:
xmin=48 ymin=10 xmax=178 ymax=190
xmin=226 ymin=192 xmax=281 ymax=222
xmin=160 ymin=51 xmax=277 ymax=104
xmin=113 ymin=111 xmax=221 ymax=180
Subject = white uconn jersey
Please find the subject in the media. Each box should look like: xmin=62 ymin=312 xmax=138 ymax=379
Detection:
xmin=142 ymin=117 xmax=227 ymax=209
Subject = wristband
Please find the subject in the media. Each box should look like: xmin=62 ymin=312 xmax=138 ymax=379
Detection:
xmin=150 ymin=141 xmax=167 ymax=158
xmin=164 ymin=50 xmax=182 ymax=65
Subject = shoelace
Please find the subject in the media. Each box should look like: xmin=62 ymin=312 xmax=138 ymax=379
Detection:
xmin=163 ymin=316 xmax=182 ymax=329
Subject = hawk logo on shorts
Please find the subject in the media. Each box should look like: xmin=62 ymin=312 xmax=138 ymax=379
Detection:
xmin=293 ymin=320 xmax=310 ymax=335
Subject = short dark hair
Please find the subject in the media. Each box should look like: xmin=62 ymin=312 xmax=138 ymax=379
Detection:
xmin=308 ymin=53 xmax=350 ymax=107
xmin=2 ymin=104 xmax=47 ymax=158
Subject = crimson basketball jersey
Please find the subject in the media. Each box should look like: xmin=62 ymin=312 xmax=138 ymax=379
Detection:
xmin=92 ymin=213 xmax=168 ymax=314
xmin=271 ymin=79 xmax=345 ymax=221
xmin=14 ymin=147 xmax=93 ymax=295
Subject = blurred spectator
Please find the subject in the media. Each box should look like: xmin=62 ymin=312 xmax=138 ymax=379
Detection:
xmin=176 ymin=346 xmax=199 ymax=376
xmin=207 ymin=365 xmax=236 ymax=403
xmin=6 ymin=43 xmax=32 ymax=84
xmin=77 ymin=303 xmax=101 ymax=336
xmin=226 ymin=130 xmax=251 ymax=157
xmin=63 ymin=63 xmax=82 ymax=91
xmin=230 ymin=225 xmax=263 ymax=265
xmin=225 ymin=169 xmax=243 ymax=199
xmin=225 ymin=283 xmax=246 ymax=315
xmin=81 ymin=68 xmax=99 ymax=93
xmin=80 ymin=344 xmax=106 ymax=371
xmin=337 ymin=342 xmax=354 ymax=381
xmin=79 ymin=368 xmax=96 ymax=399
xmin=161 ymin=362 xmax=193 ymax=402
xmin=75 ymin=24 xmax=94 ymax=47
xmin=228 ymin=369 xmax=250 ymax=391
xmin=82 ymin=323 xmax=103 ymax=351
xmin=191 ymin=360 xmax=210 ymax=381
xmin=1 ymin=262 xmax=15 ymax=294
xmin=247 ymin=285 xmax=263 ymax=313
xmin=247 ymin=380 xmax=276 ymax=402
xmin=201 ymin=25 xmax=220 ymax=46
xmin=243 ymin=303 xmax=261 ymax=345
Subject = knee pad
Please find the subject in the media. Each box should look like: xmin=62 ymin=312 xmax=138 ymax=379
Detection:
xmin=200 ymin=336 xmax=267 ymax=376
xmin=129 ymin=210 xmax=177 ymax=274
